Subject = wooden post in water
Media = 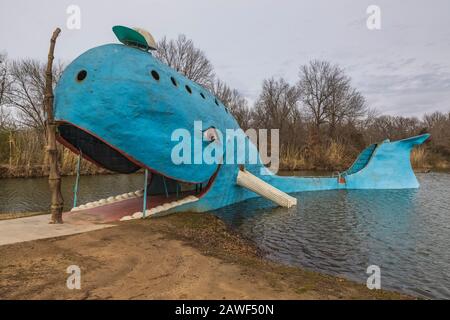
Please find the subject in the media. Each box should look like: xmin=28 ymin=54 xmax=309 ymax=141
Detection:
xmin=45 ymin=28 xmax=63 ymax=224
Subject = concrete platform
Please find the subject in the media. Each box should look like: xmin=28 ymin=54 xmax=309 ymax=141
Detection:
xmin=0 ymin=214 xmax=114 ymax=246
xmin=0 ymin=194 xmax=186 ymax=246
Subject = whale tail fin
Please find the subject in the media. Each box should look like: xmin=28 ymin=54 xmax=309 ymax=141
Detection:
xmin=344 ymin=133 xmax=430 ymax=189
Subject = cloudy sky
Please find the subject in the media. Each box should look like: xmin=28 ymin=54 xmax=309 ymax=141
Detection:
xmin=1 ymin=0 xmax=449 ymax=117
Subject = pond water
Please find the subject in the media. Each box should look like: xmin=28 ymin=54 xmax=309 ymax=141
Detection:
xmin=213 ymin=172 xmax=450 ymax=299
xmin=1 ymin=172 xmax=449 ymax=299
xmin=0 ymin=174 xmax=144 ymax=213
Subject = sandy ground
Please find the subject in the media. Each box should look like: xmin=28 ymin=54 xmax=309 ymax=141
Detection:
xmin=0 ymin=213 xmax=411 ymax=300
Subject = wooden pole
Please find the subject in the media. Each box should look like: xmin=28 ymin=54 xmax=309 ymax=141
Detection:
xmin=45 ymin=28 xmax=63 ymax=224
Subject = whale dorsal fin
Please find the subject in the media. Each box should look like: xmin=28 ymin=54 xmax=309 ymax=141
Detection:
xmin=112 ymin=25 xmax=157 ymax=51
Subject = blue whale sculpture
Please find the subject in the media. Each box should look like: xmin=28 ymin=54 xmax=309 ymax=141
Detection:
xmin=54 ymin=28 xmax=430 ymax=218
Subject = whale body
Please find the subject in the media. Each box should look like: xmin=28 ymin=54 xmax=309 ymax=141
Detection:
xmin=54 ymin=41 xmax=430 ymax=217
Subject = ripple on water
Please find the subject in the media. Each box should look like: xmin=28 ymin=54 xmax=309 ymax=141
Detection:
xmin=213 ymin=173 xmax=450 ymax=299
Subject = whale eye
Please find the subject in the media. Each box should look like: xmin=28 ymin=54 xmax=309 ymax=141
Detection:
xmin=203 ymin=127 xmax=219 ymax=142
xmin=76 ymin=70 xmax=87 ymax=82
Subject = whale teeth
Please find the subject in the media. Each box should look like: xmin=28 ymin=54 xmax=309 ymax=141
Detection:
xmin=132 ymin=211 xmax=143 ymax=219
xmin=118 ymin=193 xmax=200 ymax=221
xmin=70 ymin=189 xmax=144 ymax=212
xmin=136 ymin=195 xmax=200 ymax=219
xmin=144 ymin=208 xmax=157 ymax=216
xmin=72 ymin=191 xmax=199 ymax=221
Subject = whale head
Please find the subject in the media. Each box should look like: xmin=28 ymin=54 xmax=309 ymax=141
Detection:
xmin=55 ymin=43 xmax=240 ymax=189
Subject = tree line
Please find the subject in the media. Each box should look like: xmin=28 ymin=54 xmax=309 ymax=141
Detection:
xmin=1 ymin=35 xmax=449 ymax=177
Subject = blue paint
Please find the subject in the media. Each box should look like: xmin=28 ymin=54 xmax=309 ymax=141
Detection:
xmin=342 ymin=143 xmax=377 ymax=176
xmin=54 ymin=40 xmax=430 ymax=214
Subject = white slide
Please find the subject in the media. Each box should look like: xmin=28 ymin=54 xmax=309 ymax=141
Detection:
xmin=236 ymin=169 xmax=297 ymax=208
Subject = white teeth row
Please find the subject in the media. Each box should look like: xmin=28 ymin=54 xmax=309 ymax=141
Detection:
xmin=120 ymin=195 xmax=198 ymax=221
xmin=70 ymin=189 xmax=145 ymax=211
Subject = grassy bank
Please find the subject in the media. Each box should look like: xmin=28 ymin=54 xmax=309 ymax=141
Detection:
xmin=0 ymin=212 xmax=412 ymax=299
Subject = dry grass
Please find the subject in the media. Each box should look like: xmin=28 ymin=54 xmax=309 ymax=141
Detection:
xmin=280 ymin=141 xmax=353 ymax=171
xmin=411 ymin=146 xmax=450 ymax=170
xmin=411 ymin=147 xmax=429 ymax=169
xmin=0 ymin=129 xmax=108 ymax=178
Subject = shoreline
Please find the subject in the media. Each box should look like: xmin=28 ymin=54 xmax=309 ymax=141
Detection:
xmin=0 ymin=212 xmax=412 ymax=299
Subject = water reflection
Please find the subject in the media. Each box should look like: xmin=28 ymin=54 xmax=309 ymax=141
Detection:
xmin=0 ymin=174 xmax=144 ymax=213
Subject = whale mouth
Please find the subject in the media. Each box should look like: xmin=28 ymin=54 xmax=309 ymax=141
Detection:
xmin=57 ymin=121 xmax=219 ymax=222
xmin=58 ymin=122 xmax=141 ymax=174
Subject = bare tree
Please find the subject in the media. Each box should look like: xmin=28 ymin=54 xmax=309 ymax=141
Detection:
xmin=253 ymin=78 xmax=301 ymax=148
xmin=154 ymin=35 xmax=215 ymax=88
xmin=253 ymin=78 xmax=299 ymax=129
xmin=0 ymin=52 xmax=11 ymax=108
xmin=298 ymin=60 xmax=335 ymax=140
xmin=0 ymin=106 xmax=11 ymax=129
xmin=324 ymin=70 xmax=351 ymax=138
xmin=6 ymin=59 xmax=63 ymax=133
xmin=211 ymin=79 xmax=252 ymax=129
xmin=299 ymin=60 xmax=367 ymax=140
xmin=0 ymin=53 xmax=12 ymax=130
xmin=325 ymin=75 xmax=366 ymax=136
xmin=423 ymin=111 xmax=450 ymax=154
xmin=364 ymin=115 xmax=421 ymax=143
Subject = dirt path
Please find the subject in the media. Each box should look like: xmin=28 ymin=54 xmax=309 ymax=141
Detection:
xmin=0 ymin=213 xmax=410 ymax=299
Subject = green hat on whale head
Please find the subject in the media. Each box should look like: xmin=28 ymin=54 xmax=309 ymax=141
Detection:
xmin=112 ymin=25 xmax=157 ymax=51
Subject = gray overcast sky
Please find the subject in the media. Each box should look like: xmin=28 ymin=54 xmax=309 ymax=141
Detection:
xmin=1 ymin=0 xmax=450 ymax=117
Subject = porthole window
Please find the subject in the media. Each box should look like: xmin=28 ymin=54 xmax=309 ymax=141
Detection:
xmin=151 ymin=70 xmax=160 ymax=81
xmin=76 ymin=70 xmax=87 ymax=82
xmin=185 ymin=85 xmax=192 ymax=94
xmin=214 ymin=99 xmax=219 ymax=106
xmin=200 ymin=92 xmax=206 ymax=99
xmin=170 ymin=76 xmax=177 ymax=86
